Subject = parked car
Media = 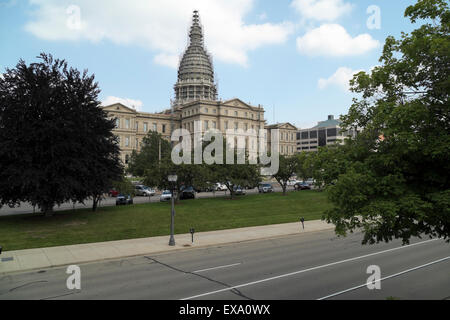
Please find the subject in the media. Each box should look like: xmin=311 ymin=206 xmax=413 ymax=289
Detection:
xmin=215 ymin=183 xmax=228 ymax=191
xmin=180 ymin=186 xmax=196 ymax=200
xmin=294 ymin=182 xmax=311 ymax=191
xmin=135 ymin=185 xmax=154 ymax=197
xmin=144 ymin=187 xmax=156 ymax=196
xmin=258 ymin=183 xmax=274 ymax=193
xmin=195 ymin=183 xmax=214 ymax=193
xmin=109 ymin=188 xmax=119 ymax=197
xmin=286 ymin=180 xmax=299 ymax=186
xmin=116 ymin=194 xmax=133 ymax=205
xmin=233 ymin=185 xmax=246 ymax=195
xmin=160 ymin=190 xmax=172 ymax=202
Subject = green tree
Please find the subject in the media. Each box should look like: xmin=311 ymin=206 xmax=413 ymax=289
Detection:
xmin=296 ymin=152 xmax=315 ymax=183
xmin=0 ymin=53 xmax=123 ymax=216
xmin=111 ymin=176 xmax=136 ymax=197
xmin=144 ymin=161 xmax=209 ymax=202
xmin=212 ymin=142 xmax=261 ymax=199
xmin=324 ymin=0 xmax=450 ymax=244
xmin=272 ymin=155 xmax=298 ymax=195
xmin=127 ymin=131 xmax=171 ymax=177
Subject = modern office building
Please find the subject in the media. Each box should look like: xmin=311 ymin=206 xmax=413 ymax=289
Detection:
xmin=297 ymin=115 xmax=356 ymax=152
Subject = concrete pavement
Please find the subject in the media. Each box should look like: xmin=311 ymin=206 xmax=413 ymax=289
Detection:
xmin=0 ymin=229 xmax=448 ymax=300
xmin=0 ymin=219 xmax=333 ymax=275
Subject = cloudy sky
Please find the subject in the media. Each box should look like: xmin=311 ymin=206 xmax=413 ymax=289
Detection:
xmin=0 ymin=0 xmax=418 ymax=128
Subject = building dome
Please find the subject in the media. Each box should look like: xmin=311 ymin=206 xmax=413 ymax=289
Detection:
xmin=174 ymin=11 xmax=218 ymax=104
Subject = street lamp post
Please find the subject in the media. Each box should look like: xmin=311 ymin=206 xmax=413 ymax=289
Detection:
xmin=168 ymin=174 xmax=178 ymax=246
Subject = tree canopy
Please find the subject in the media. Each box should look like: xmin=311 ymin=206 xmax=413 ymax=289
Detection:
xmin=0 ymin=53 xmax=123 ymax=215
xmin=324 ymin=0 xmax=450 ymax=244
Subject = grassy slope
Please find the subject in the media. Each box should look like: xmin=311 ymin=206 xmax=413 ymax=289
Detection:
xmin=0 ymin=191 xmax=331 ymax=251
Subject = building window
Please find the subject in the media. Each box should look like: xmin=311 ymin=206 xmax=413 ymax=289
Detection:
xmin=116 ymin=118 xmax=120 ymax=128
xmin=225 ymin=121 xmax=229 ymax=130
xmin=162 ymin=124 xmax=166 ymax=133
xmin=205 ymin=108 xmax=209 ymax=113
xmin=225 ymin=110 xmax=229 ymax=116
xmin=301 ymin=132 xmax=309 ymax=140
xmin=144 ymin=123 xmax=148 ymax=132
xmin=310 ymin=131 xmax=318 ymax=139
xmin=204 ymin=121 xmax=209 ymax=130
xmin=213 ymin=109 xmax=217 ymax=114
xmin=235 ymin=111 xmax=238 ymax=117
xmin=136 ymin=122 xmax=139 ymax=131
xmin=153 ymin=123 xmax=157 ymax=132
xmin=125 ymin=119 xmax=130 ymax=129
xmin=234 ymin=122 xmax=239 ymax=130
xmin=327 ymin=128 xmax=338 ymax=137
xmin=125 ymin=137 xmax=130 ymax=147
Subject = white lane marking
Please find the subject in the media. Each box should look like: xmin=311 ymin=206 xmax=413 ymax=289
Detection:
xmin=318 ymin=256 xmax=450 ymax=300
xmin=194 ymin=263 xmax=242 ymax=273
xmin=181 ymin=238 xmax=440 ymax=300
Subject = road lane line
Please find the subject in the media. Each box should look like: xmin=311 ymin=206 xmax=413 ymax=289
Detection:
xmin=318 ymin=256 xmax=450 ymax=300
xmin=181 ymin=238 xmax=440 ymax=300
xmin=194 ymin=263 xmax=242 ymax=273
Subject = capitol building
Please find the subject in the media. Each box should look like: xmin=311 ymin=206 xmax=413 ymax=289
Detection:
xmin=102 ymin=11 xmax=298 ymax=165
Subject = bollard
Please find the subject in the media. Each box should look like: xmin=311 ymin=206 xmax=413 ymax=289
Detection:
xmin=300 ymin=217 xmax=305 ymax=230
xmin=190 ymin=228 xmax=195 ymax=243
xmin=0 ymin=246 xmax=2 ymax=255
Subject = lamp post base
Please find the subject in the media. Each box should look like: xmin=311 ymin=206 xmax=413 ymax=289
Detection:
xmin=169 ymin=237 xmax=176 ymax=246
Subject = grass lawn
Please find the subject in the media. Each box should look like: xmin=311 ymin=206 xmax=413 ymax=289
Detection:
xmin=0 ymin=191 xmax=332 ymax=251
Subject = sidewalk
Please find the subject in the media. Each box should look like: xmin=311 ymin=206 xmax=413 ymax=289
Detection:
xmin=0 ymin=219 xmax=334 ymax=274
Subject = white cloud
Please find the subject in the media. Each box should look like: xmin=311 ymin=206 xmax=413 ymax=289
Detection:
xmin=296 ymin=24 xmax=380 ymax=57
xmin=154 ymin=53 xmax=181 ymax=69
xmin=318 ymin=67 xmax=363 ymax=91
xmin=24 ymin=0 xmax=293 ymax=68
xmin=291 ymin=0 xmax=353 ymax=22
xmin=101 ymin=96 xmax=143 ymax=111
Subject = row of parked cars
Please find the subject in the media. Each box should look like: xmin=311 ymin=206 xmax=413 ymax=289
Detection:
xmin=112 ymin=180 xmax=314 ymax=206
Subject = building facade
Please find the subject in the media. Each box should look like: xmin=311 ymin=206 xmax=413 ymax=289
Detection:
xmin=265 ymin=123 xmax=298 ymax=156
xmin=103 ymin=11 xmax=287 ymax=165
xmin=296 ymin=115 xmax=357 ymax=152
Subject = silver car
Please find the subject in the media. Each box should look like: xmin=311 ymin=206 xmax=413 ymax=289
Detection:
xmin=160 ymin=190 xmax=172 ymax=202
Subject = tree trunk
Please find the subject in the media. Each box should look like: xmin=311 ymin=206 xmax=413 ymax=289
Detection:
xmin=282 ymin=185 xmax=287 ymax=196
xmin=92 ymin=196 xmax=99 ymax=212
xmin=41 ymin=202 xmax=54 ymax=217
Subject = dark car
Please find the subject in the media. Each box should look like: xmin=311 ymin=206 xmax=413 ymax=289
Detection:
xmin=258 ymin=183 xmax=274 ymax=193
xmin=116 ymin=194 xmax=134 ymax=205
xmin=294 ymin=182 xmax=311 ymax=191
xmin=233 ymin=186 xmax=246 ymax=196
xmin=180 ymin=186 xmax=196 ymax=200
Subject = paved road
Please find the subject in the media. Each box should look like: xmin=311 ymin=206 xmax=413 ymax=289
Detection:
xmin=0 ymin=229 xmax=448 ymax=300
xmin=0 ymin=186 xmax=293 ymax=217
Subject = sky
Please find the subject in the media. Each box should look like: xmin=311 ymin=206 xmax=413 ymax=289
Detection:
xmin=0 ymin=0 xmax=419 ymax=129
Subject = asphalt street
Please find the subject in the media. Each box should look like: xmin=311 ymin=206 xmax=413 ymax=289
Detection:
xmin=0 ymin=186 xmax=290 ymax=217
xmin=0 ymin=229 xmax=448 ymax=300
